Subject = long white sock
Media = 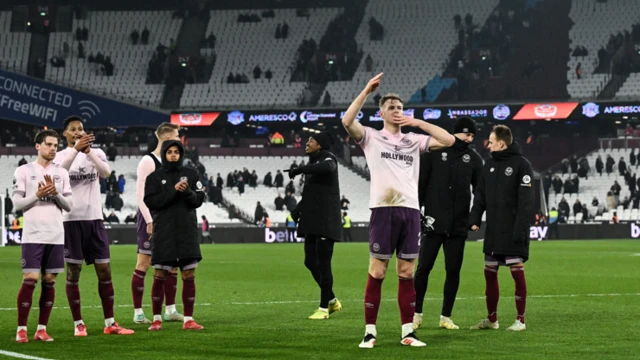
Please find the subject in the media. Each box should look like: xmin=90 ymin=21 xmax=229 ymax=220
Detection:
xmin=17 ymin=326 xmax=27 ymax=332
xmin=183 ymin=316 xmax=193 ymax=324
xmin=365 ymin=324 xmax=377 ymax=337
xmin=165 ymin=304 xmax=176 ymax=315
xmin=134 ymin=308 xmax=144 ymax=316
xmin=328 ymin=298 xmax=336 ymax=305
xmin=318 ymin=307 xmax=328 ymax=312
xmin=104 ymin=317 xmax=115 ymax=328
xmin=37 ymin=324 xmax=47 ymax=331
xmin=74 ymin=320 xmax=84 ymax=327
xmin=153 ymin=315 xmax=162 ymax=322
xmin=402 ymin=323 xmax=414 ymax=338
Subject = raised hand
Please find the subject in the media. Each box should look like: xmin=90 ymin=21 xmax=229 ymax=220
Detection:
xmin=392 ymin=114 xmax=417 ymax=127
xmin=364 ymin=72 xmax=384 ymax=94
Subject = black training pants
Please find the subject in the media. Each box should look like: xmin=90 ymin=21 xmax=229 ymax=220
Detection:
xmin=304 ymin=234 xmax=336 ymax=308
xmin=414 ymin=233 xmax=466 ymax=317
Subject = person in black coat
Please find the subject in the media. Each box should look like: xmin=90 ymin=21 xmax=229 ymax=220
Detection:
xmin=413 ymin=117 xmax=482 ymax=329
xmin=216 ymin=173 xmax=223 ymax=188
xmin=469 ymin=125 xmax=533 ymax=331
xmin=274 ymin=193 xmax=284 ymax=211
xmin=287 ymin=132 xmax=342 ymax=319
xmin=274 ymin=170 xmax=284 ymax=188
xmin=595 ymin=156 xmax=603 ymax=176
xmin=143 ymin=140 xmax=205 ymax=330
xmin=605 ymin=155 xmax=615 ymax=174
xmin=263 ymin=172 xmax=273 ymax=187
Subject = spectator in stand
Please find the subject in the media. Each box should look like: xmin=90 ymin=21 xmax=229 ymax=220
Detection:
xmin=285 ymin=180 xmax=296 ymax=195
xmin=216 ymin=173 xmax=223 ymax=188
xmin=284 ymin=192 xmax=297 ymax=212
xmin=100 ymin=177 xmax=107 ymax=194
xmin=274 ymin=170 xmax=284 ymax=188
xmin=365 ymin=54 xmax=373 ymax=72
xmin=560 ymin=159 xmax=569 ymax=175
xmin=249 ymin=170 xmax=258 ymax=188
xmin=578 ymin=158 xmax=590 ymax=179
xmin=624 ymin=124 xmax=634 ymax=137
xmin=237 ymin=176 xmax=245 ymax=195
xmin=112 ymin=193 xmax=124 ymax=211
xmin=18 ymin=157 xmax=27 ymax=167
xmin=572 ymin=174 xmax=580 ymax=193
xmin=611 ymin=181 xmax=622 ymax=205
xmin=563 ymin=177 xmax=573 ymax=194
xmin=612 ymin=212 xmax=619 ymax=224
xmin=226 ymin=172 xmax=235 ymax=188
xmin=575 ymin=63 xmax=582 ymax=79
xmin=631 ymin=149 xmax=636 ymax=167
xmin=596 ymin=155 xmax=604 ymax=176
xmin=76 ymin=26 xmax=82 ymax=41
xmin=263 ymin=172 xmax=273 ymax=187
xmin=106 ymin=143 xmax=117 ymax=161
xmin=141 ymin=27 xmax=150 ymax=45
xmin=118 ymin=174 xmax=126 ymax=194
xmin=274 ymin=193 xmax=284 ymax=211
xmin=573 ymin=199 xmax=582 ymax=217
xmin=570 ymin=155 xmax=578 ymax=174
xmin=82 ymin=26 xmax=89 ymax=40
xmin=281 ymin=22 xmax=289 ymax=39
xmin=290 ymin=160 xmax=298 ymax=170
xmin=130 ymin=29 xmax=140 ymax=44
xmin=108 ymin=170 xmax=117 ymax=191
xmin=606 ymin=155 xmax=615 ymax=174
xmin=619 ymin=157 xmax=627 ymax=176
xmin=78 ymin=42 xmax=85 ymax=58
xmin=622 ymin=195 xmax=631 ymax=209
xmin=323 ymin=91 xmax=332 ymax=106
xmin=341 ymin=195 xmax=350 ymax=210
xmin=107 ymin=211 xmax=120 ymax=224
xmin=629 ymin=173 xmax=637 ymax=194
xmin=592 ymin=197 xmax=599 ymax=207
xmin=275 ymin=23 xmax=282 ymax=39
xmin=294 ymin=134 xmax=303 ymax=148
xmin=254 ymin=202 xmax=264 ymax=225
xmin=201 ymin=216 xmax=212 ymax=243
xmin=558 ymin=197 xmax=570 ymax=220
xmin=125 ymin=213 xmax=137 ymax=224
xmin=606 ymin=190 xmax=615 ymax=210
xmin=253 ymin=65 xmax=262 ymax=79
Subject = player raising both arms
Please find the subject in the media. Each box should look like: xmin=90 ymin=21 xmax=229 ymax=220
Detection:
xmin=342 ymin=73 xmax=456 ymax=348
xmin=55 ymin=116 xmax=134 ymax=336
xmin=131 ymin=123 xmax=183 ymax=324
xmin=14 ymin=130 xmax=72 ymax=342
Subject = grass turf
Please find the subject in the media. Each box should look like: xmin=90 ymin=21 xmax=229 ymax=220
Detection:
xmin=0 ymin=241 xmax=638 ymax=360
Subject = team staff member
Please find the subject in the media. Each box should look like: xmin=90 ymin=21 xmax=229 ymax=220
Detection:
xmin=469 ymin=125 xmax=534 ymax=332
xmin=342 ymin=212 xmax=353 ymax=242
xmin=413 ymin=117 xmax=483 ymax=331
xmin=144 ymin=140 xmax=205 ymax=331
xmin=288 ymin=132 xmax=343 ymax=320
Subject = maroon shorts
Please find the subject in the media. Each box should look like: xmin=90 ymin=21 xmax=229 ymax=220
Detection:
xmin=136 ymin=209 xmax=152 ymax=255
xmin=22 ymin=243 xmax=65 ymax=274
xmin=368 ymin=207 xmax=421 ymax=260
xmin=63 ymin=220 xmax=110 ymax=265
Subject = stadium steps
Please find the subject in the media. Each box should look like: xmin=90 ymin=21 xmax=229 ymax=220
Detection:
xmin=339 ymin=156 xmax=369 ymax=181
xmin=300 ymin=81 xmax=326 ymax=106
xmin=598 ymin=73 xmax=630 ymax=100
xmin=9 ymin=7 xmax=26 ymax=32
xmin=27 ymin=32 xmax=49 ymax=79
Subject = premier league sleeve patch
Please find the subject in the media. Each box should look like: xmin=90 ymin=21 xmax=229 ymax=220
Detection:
xmin=196 ymin=181 xmax=203 ymax=191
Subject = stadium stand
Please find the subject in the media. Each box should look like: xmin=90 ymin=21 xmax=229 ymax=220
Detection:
xmin=45 ymin=11 xmax=181 ymax=106
xmin=566 ymin=0 xmax=640 ymax=99
xmin=616 ymin=73 xmax=640 ymax=100
xmin=181 ymin=8 xmax=342 ymax=108
xmin=323 ymin=0 xmax=499 ymax=106
xmin=0 ymin=12 xmax=31 ymax=73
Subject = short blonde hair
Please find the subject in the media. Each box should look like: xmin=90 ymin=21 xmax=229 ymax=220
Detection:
xmin=155 ymin=122 xmax=180 ymax=139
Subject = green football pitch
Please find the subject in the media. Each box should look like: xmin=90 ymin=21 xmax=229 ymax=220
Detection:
xmin=0 ymin=241 xmax=638 ymax=360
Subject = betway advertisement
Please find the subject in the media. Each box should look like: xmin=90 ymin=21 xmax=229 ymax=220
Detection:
xmin=0 ymin=69 xmax=168 ymax=127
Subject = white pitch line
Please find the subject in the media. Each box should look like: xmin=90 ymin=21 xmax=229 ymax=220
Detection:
xmin=0 ymin=293 xmax=638 ymax=311
xmin=0 ymin=350 xmax=55 ymax=360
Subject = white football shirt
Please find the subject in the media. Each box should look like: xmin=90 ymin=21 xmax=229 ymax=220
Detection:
xmin=54 ymin=148 xmax=109 ymax=221
xmin=358 ymin=127 xmax=430 ymax=210
xmin=13 ymin=162 xmax=72 ymax=244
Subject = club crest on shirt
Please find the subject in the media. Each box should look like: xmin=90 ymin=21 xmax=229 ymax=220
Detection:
xmin=505 ymin=167 xmax=513 ymax=176
xmin=29 ymin=176 xmax=36 ymax=180
xmin=196 ymin=181 xmax=203 ymax=190
xmin=441 ymin=153 xmax=448 ymax=161
xmin=161 ymin=180 xmax=167 ymax=184
xmin=462 ymin=154 xmax=471 ymax=163
xmin=401 ymin=138 xmax=412 ymax=145
xmin=490 ymin=167 xmax=495 ymax=172
xmin=53 ymin=175 xmax=61 ymax=183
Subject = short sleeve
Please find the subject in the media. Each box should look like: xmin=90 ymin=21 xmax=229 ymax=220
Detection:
xmin=355 ymin=126 xmax=373 ymax=149
xmin=418 ymin=134 xmax=431 ymax=153
xmin=13 ymin=167 xmax=26 ymax=197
